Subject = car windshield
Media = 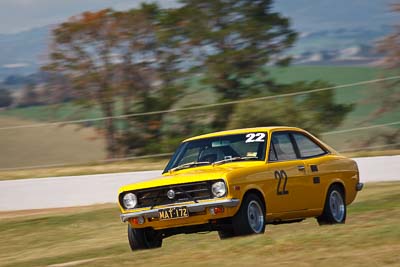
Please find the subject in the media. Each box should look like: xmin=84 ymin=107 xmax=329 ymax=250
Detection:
xmin=163 ymin=133 xmax=267 ymax=173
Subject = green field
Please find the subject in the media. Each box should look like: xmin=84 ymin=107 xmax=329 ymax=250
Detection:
xmin=267 ymin=66 xmax=400 ymax=151
xmin=2 ymin=66 xmax=395 ymax=126
xmin=0 ymin=182 xmax=399 ymax=267
xmin=0 ymin=102 xmax=102 ymax=124
xmin=268 ymin=66 xmax=399 ymax=126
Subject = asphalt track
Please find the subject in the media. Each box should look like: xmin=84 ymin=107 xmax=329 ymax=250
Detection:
xmin=0 ymin=155 xmax=399 ymax=211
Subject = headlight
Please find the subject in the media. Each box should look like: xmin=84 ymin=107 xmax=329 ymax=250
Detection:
xmin=122 ymin=193 xmax=137 ymax=209
xmin=212 ymin=181 xmax=227 ymax=198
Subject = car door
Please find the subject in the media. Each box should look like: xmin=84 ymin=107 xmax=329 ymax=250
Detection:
xmin=291 ymin=132 xmax=329 ymax=209
xmin=266 ymin=131 xmax=309 ymax=213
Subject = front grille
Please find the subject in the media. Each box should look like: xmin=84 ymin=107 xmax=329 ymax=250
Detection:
xmin=133 ymin=181 xmax=217 ymax=208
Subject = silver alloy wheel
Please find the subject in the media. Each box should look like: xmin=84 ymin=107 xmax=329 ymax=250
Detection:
xmin=329 ymin=190 xmax=345 ymax=222
xmin=247 ymin=200 xmax=264 ymax=233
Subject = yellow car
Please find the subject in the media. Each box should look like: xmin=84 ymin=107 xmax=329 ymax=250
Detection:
xmin=118 ymin=127 xmax=363 ymax=250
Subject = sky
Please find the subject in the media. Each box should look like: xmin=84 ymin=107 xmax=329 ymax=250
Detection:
xmin=0 ymin=0 xmax=397 ymax=34
xmin=0 ymin=0 xmax=178 ymax=34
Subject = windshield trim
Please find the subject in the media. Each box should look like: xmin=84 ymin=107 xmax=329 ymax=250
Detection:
xmin=163 ymin=132 xmax=268 ymax=173
xmin=169 ymin=161 xmax=212 ymax=172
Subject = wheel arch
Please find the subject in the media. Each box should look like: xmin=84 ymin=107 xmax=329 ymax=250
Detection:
xmin=317 ymin=180 xmax=347 ymax=225
xmin=242 ymin=187 xmax=267 ymax=213
xmin=325 ymin=180 xmax=346 ymax=203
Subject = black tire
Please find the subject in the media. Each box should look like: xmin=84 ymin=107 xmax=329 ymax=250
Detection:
xmin=232 ymin=193 xmax=266 ymax=236
xmin=127 ymin=225 xmax=162 ymax=251
xmin=217 ymin=228 xmax=235 ymax=239
xmin=317 ymin=184 xmax=346 ymax=225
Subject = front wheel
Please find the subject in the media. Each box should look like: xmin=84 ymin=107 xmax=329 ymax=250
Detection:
xmin=317 ymin=185 xmax=346 ymax=225
xmin=232 ymin=193 xmax=266 ymax=236
xmin=127 ymin=225 xmax=162 ymax=251
xmin=217 ymin=228 xmax=235 ymax=239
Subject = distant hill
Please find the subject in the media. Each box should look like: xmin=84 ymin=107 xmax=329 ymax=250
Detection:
xmin=291 ymin=28 xmax=388 ymax=65
xmin=274 ymin=0 xmax=397 ymax=33
xmin=0 ymin=1 xmax=397 ymax=80
xmin=273 ymin=0 xmax=396 ymax=65
xmin=0 ymin=26 xmax=50 ymax=80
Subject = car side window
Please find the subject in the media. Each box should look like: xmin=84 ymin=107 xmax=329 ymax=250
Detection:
xmin=292 ymin=133 xmax=326 ymax=158
xmin=270 ymin=132 xmax=297 ymax=161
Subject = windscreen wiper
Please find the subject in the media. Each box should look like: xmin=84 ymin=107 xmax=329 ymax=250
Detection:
xmin=169 ymin=161 xmax=211 ymax=172
xmin=212 ymin=156 xmax=259 ymax=166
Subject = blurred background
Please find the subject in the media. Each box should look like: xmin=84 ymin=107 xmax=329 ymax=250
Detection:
xmin=0 ymin=2 xmax=399 ymax=267
xmin=0 ymin=0 xmax=399 ymax=171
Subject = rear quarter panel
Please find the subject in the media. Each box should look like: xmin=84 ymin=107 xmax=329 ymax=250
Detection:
xmin=306 ymin=154 xmax=359 ymax=208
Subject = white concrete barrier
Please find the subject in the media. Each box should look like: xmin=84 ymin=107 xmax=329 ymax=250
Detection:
xmin=354 ymin=156 xmax=400 ymax=183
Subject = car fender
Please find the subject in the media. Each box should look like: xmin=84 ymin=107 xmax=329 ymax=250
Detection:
xmin=238 ymin=183 xmax=267 ymax=211
xmin=324 ymin=178 xmax=346 ymax=202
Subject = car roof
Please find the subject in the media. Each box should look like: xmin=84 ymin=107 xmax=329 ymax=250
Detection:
xmin=183 ymin=126 xmax=304 ymax=142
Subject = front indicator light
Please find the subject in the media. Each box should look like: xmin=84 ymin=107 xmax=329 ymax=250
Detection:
xmin=131 ymin=216 xmax=145 ymax=225
xmin=210 ymin=206 xmax=224 ymax=215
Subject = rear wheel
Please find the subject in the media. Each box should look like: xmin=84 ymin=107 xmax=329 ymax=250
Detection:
xmin=317 ymin=185 xmax=346 ymax=225
xmin=127 ymin=225 xmax=162 ymax=251
xmin=232 ymin=193 xmax=266 ymax=236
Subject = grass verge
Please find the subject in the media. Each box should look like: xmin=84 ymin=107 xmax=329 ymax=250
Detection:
xmin=0 ymin=182 xmax=399 ymax=267
xmin=0 ymin=151 xmax=398 ymax=181
xmin=0 ymin=159 xmax=168 ymax=181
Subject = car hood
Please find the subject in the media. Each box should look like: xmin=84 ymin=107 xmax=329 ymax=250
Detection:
xmin=118 ymin=161 xmax=263 ymax=193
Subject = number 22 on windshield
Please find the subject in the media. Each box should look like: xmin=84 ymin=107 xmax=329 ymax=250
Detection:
xmin=245 ymin=133 xmax=266 ymax=143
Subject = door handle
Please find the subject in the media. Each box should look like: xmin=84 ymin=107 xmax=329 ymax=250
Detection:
xmin=298 ymin=165 xmax=305 ymax=171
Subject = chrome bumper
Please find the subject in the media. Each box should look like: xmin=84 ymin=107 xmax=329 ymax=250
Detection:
xmin=120 ymin=199 xmax=240 ymax=222
xmin=356 ymin=182 xmax=364 ymax=191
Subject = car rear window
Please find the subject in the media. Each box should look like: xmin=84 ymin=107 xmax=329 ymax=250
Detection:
xmin=293 ymin=133 xmax=326 ymax=158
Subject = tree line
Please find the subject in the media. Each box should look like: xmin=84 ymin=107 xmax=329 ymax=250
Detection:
xmin=44 ymin=0 xmax=353 ymax=158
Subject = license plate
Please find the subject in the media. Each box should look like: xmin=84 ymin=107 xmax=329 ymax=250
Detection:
xmin=158 ymin=206 xmax=189 ymax=220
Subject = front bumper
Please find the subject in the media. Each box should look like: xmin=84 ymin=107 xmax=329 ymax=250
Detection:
xmin=120 ymin=198 xmax=240 ymax=222
xmin=356 ymin=182 xmax=364 ymax=191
